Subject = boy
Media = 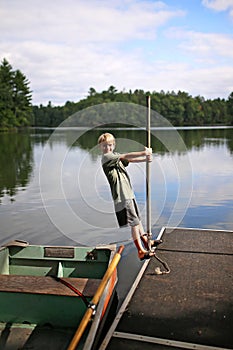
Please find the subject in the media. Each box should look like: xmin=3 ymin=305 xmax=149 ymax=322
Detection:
xmin=98 ymin=132 xmax=161 ymax=260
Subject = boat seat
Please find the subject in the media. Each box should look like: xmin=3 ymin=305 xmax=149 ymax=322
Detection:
xmin=0 ymin=275 xmax=100 ymax=297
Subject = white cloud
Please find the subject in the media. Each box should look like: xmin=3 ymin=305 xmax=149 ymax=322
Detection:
xmin=0 ymin=0 xmax=186 ymax=104
xmin=161 ymin=28 xmax=233 ymax=98
xmin=149 ymin=63 xmax=233 ymax=98
xmin=1 ymin=0 xmax=183 ymax=43
xmin=166 ymin=28 xmax=233 ymax=61
xmin=202 ymin=0 xmax=233 ymax=15
xmin=0 ymin=0 xmax=232 ymax=104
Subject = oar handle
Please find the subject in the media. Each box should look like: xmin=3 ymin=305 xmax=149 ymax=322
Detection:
xmin=92 ymin=245 xmax=123 ymax=306
xmin=67 ymin=245 xmax=124 ymax=350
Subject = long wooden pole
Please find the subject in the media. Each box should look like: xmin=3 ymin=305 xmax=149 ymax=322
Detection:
xmin=146 ymin=96 xmax=152 ymax=245
xmin=67 ymin=245 xmax=124 ymax=350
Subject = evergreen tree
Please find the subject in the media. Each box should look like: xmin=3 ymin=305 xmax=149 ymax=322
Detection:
xmin=13 ymin=69 xmax=32 ymax=126
xmin=0 ymin=58 xmax=15 ymax=128
xmin=0 ymin=58 xmax=32 ymax=129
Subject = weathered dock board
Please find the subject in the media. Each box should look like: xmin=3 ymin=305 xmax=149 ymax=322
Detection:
xmin=100 ymin=227 xmax=233 ymax=350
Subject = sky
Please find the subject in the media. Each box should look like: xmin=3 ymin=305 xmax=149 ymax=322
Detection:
xmin=1 ymin=0 xmax=233 ymax=106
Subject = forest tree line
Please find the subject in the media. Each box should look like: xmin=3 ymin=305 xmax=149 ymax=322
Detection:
xmin=1 ymin=58 xmax=233 ymax=129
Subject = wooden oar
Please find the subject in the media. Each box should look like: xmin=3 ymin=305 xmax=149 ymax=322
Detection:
xmin=67 ymin=245 xmax=124 ymax=350
xmin=146 ymin=96 xmax=152 ymax=249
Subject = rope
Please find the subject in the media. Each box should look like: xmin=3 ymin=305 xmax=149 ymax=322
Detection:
xmin=52 ymin=276 xmax=90 ymax=307
xmin=153 ymin=253 xmax=171 ymax=275
xmin=153 ymin=245 xmax=232 ymax=275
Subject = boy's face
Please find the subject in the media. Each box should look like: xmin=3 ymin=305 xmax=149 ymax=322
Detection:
xmin=100 ymin=140 xmax=115 ymax=154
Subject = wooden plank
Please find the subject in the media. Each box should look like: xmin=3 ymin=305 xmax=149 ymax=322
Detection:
xmin=0 ymin=275 xmax=100 ymax=297
xmin=0 ymin=323 xmax=36 ymax=350
xmin=0 ymin=323 xmax=74 ymax=350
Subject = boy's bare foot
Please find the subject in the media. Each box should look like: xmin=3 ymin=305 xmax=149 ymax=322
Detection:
xmin=138 ymin=250 xmax=155 ymax=261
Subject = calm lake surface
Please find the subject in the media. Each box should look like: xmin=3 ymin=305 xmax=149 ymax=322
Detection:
xmin=0 ymin=126 xmax=233 ymax=299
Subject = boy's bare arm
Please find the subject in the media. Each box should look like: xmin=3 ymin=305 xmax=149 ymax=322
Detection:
xmin=120 ymin=148 xmax=152 ymax=163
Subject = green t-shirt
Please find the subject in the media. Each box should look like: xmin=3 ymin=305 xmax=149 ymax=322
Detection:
xmin=102 ymin=152 xmax=135 ymax=203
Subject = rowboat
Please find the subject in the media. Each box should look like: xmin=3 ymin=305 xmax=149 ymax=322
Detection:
xmin=0 ymin=240 xmax=123 ymax=350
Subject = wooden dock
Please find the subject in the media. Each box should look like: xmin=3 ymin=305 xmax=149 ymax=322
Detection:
xmin=100 ymin=227 xmax=233 ymax=350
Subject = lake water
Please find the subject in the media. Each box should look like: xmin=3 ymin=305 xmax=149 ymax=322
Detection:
xmin=0 ymin=126 xmax=233 ymax=299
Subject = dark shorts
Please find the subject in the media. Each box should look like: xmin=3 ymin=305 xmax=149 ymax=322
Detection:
xmin=114 ymin=199 xmax=141 ymax=227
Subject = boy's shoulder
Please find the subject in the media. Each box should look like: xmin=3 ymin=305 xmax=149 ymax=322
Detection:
xmin=102 ymin=152 xmax=119 ymax=159
xmin=102 ymin=152 xmax=120 ymax=166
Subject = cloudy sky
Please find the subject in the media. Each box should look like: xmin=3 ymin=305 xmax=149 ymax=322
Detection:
xmin=1 ymin=0 xmax=233 ymax=105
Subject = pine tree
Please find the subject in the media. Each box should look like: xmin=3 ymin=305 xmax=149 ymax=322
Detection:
xmin=13 ymin=69 xmax=32 ymax=126
xmin=0 ymin=58 xmax=15 ymax=128
xmin=0 ymin=58 xmax=32 ymax=129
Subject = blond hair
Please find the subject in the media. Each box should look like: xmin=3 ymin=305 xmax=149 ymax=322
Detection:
xmin=98 ymin=133 xmax=115 ymax=145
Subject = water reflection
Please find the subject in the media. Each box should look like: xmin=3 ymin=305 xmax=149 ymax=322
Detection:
xmin=0 ymin=130 xmax=55 ymax=203
xmin=179 ymin=128 xmax=233 ymax=154
xmin=0 ymin=127 xmax=232 ymax=238
xmin=0 ymin=132 xmax=33 ymax=203
xmin=78 ymin=127 xmax=233 ymax=152
xmin=0 ymin=127 xmax=232 ymax=306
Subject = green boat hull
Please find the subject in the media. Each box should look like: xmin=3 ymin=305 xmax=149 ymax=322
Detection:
xmin=0 ymin=242 xmax=118 ymax=349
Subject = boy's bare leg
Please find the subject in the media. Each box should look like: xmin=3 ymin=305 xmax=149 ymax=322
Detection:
xmin=131 ymin=224 xmax=154 ymax=259
xmin=138 ymin=221 xmax=148 ymax=246
xmin=138 ymin=221 xmax=163 ymax=250
xmin=137 ymin=221 xmax=153 ymax=249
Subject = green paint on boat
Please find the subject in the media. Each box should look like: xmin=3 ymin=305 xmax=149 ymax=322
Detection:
xmin=0 ymin=243 xmax=118 ymax=349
